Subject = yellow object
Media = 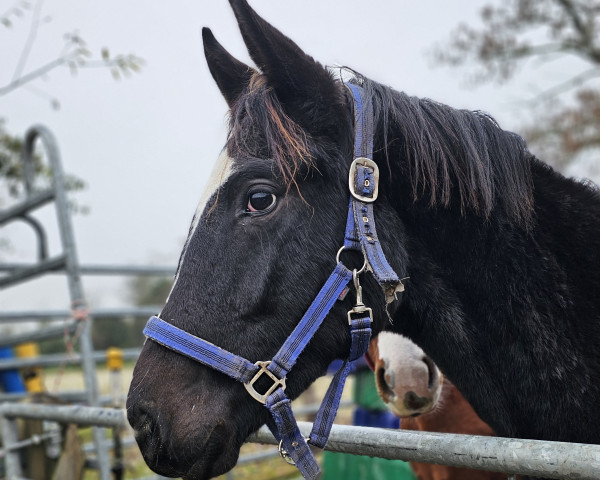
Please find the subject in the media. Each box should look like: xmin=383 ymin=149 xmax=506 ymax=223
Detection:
xmin=15 ymin=342 xmax=44 ymax=393
xmin=106 ymin=347 xmax=124 ymax=371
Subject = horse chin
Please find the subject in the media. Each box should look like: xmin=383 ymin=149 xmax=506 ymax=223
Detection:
xmin=134 ymin=421 xmax=242 ymax=480
xmin=140 ymin=442 xmax=240 ymax=480
xmin=386 ymin=399 xmax=434 ymax=418
xmin=181 ymin=453 xmax=239 ymax=480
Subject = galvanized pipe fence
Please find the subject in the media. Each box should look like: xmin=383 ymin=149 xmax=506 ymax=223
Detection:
xmin=0 ymin=125 xmax=177 ymax=479
xmin=1 ymin=403 xmax=600 ymax=480
xmin=0 ymin=125 xmax=113 ymax=479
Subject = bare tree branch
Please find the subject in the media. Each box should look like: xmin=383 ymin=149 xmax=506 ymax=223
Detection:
xmin=525 ymin=67 xmax=600 ymax=103
xmin=12 ymin=0 xmax=43 ymax=81
xmin=0 ymin=56 xmax=65 ymax=96
xmin=434 ymin=0 xmax=600 ymax=170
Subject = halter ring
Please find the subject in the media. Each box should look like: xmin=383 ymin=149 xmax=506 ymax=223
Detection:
xmin=278 ymin=436 xmax=310 ymax=465
xmin=336 ymin=246 xmax=367 ymax=275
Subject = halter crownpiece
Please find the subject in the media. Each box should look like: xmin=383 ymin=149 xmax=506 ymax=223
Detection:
xmin=143 ymin=82 xmax=401 ymax=480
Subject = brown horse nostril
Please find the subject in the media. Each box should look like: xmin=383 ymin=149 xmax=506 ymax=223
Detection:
xmin=403 ymin=390 xmax=430 ymax=411
xmin=422 ymin=355 xmax=438 ymax=390
xmin=375 ymin=366 xmax=394 ymax=402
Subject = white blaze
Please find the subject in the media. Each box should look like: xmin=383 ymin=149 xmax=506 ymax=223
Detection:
xmin=189 ymin=149 xmax=234 ymax=235
xmin=163 ymin=150 xmax=234 ymax=307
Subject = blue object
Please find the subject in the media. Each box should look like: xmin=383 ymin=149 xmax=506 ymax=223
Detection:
xmin=354 ymin=406 xmax=400 ymax=429
xmin=0 ymin=347 xmax=26 ymax=393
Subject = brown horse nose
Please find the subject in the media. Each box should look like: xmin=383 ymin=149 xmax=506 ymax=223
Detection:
xmin=403 ymin=390 xmax=430 ymax=411
xmin=376 ymin=354 xmax=438 ymax=396
xmin=374 ymin=352 xmax=441 ymax=416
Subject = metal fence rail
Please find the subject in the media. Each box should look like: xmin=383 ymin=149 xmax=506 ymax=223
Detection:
xmin=0 ymin=125 xmax=112 ymax=479
xmin=2 ymin=403 xmax=599 ymax=480
xmin=0 ymin=263 xmax=174 ymax=276
xmin=257 ymin=422 xmax=600 ymax=479
xmin=0 ymin=307 xmax=162 ymax=323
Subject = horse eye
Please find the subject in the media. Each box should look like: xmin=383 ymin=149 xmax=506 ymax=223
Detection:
xmin=246 ymin=191 xmax=276 ymax=213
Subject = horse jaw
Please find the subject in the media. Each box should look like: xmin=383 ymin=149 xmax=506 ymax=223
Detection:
xmin=369 ymin=332 xmax=443 ymax=417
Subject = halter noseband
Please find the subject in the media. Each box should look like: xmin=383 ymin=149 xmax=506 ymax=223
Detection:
xmin=143 ymin=83 xmax=402 ymax=480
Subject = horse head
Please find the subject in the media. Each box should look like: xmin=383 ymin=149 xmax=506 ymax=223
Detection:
xmin=368 ymin=332 xmax=442 ymax=417
xmin=126 ymin=1 xmax=407 ymax=478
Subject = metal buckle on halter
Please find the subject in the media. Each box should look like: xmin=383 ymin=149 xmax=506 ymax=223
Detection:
xmin=243 ymin=360 xmax=286 ymax=405
xmin=348 ymin=157 xmax=379 ymax=203
xmin=278 ymin=437 xmax=309 ymax=465
xmin=347 ymin=269 xmax=373 ymax=324
xmin=347 ymin=304 xmax=373 ymax=325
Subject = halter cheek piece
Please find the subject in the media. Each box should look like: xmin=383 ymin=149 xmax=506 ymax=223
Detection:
xmin=143 ymin=83 xmax=403 ymax=480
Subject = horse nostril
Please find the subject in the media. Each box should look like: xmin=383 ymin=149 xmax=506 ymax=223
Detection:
xmin=375 ymin=365 xmax=394 ymax=401
xmin=127 ymin=401 xmax=157 ymax=436
xmin=422 ymin=355 xmax=438 ymax=390
xmin=403 ymin=390 xmax=429 ymax=411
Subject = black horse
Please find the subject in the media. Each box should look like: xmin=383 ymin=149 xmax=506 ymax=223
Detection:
xmin=127 ymin=1 xmax=600 ymax=478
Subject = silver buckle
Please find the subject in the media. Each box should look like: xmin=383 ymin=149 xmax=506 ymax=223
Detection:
xmin=243 ymin=360 xmax=286 ymax=404
xmin=347 ymin=304 xmax=373 ymax=325
xmin=348 ymin=157 xmax=379 ymax=203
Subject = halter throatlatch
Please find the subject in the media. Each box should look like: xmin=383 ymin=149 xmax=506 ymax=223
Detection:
xmin=142 ymin=83 xmax=402 ymax=480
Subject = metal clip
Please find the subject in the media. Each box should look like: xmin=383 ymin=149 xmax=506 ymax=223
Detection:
xmin=347 ymin=269 xmax=373 ymax=324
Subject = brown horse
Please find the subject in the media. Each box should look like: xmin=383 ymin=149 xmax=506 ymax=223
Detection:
xmin=368 ymin=332 xmax=507 ymax=480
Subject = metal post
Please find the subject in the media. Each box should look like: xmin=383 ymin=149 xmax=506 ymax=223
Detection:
xmin=0 ymin=415 xmax=24 ymax=479
xmin=107 ymin=348 xmax=124 ymax=480
xmin=22 ymin=125 xmax=112 ymax=480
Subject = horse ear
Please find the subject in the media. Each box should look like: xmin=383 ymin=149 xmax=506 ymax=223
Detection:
xmin=202 ymin=27 xmax=255 ymax=108
xmin=228 ymin=0 xmax=349 ymax=142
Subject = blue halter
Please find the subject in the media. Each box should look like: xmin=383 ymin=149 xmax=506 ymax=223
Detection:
xmin=143 ymin=83 xmax=402 ymax=480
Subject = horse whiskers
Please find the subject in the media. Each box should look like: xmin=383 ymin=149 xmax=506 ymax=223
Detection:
xmin=126 ymin=367 xmax=151 ymax=401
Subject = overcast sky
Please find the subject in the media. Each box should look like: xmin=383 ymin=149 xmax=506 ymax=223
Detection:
xmin=1 ymin=0 xmax=596 ymax=314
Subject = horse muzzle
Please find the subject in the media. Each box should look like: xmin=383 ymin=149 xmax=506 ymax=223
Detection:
xmin=127 ymin=397 xmax=239 ymax=479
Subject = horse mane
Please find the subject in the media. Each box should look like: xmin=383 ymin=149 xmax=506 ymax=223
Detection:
xmin=351 ymin=74 xmax=535 ymax=226
xmin=227 ymin=68 xmax=536 ymax=226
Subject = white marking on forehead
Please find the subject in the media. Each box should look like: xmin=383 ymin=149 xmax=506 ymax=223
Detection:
xmin=162 ymin=149 xmax=234 ymax=309
xmin=191 ymin=149 xmax=234 ymax=231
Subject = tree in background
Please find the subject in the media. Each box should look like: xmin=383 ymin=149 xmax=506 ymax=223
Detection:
xmin=0 ymin=0 xmax=143 ymax=194
xmin=91 ymin=276 xmax=172 ymax=350
xmin=434 ymin=0 xmax=600 ymax=171
xmin=0 ymin=119 xmax=86 ymax=203
xmin=0 ymin=0 xmax=143 ymax=106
